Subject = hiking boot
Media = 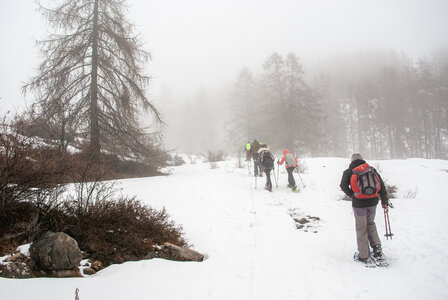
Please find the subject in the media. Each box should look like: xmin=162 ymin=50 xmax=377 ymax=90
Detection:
xmin=373 ymin=245 xmax=383 ymax=258
xmin=292 ymin=185 xmax=298 ymax=191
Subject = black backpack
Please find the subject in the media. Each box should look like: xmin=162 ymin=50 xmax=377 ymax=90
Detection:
xmin=261 ymin=150 xmax=274 ymax=168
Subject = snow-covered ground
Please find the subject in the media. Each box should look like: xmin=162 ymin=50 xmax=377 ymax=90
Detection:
xmin=1 ymin=157 xmax=448 ymax=300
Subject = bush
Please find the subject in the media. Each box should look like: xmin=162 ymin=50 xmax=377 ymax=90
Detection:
xmin=65 ymin=196 xmax=186 ymax=266
xmin=206 ymin=151 xmax=226 ymax=162
xmin=206 ymin=151 xmax=226 ymax=169
xmin=166 ymin=153 xmax=185 ymax=167
xmin=0 ymin=122 xmax=186 ymax=263
xmin=59 ymin=155 xmax=186 ymax=266
xmin=297 ymin=158 xmax=308 ymax=174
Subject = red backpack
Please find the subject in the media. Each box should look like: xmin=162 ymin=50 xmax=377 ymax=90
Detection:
xmin=350 ymin=163 xmax=381 ymax=199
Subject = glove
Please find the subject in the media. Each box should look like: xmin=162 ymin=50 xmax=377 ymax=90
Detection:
xmin=381 ymin=195 xmax=391 ymax=210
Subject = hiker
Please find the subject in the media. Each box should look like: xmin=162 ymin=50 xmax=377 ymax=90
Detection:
xmin=245 ymin=141 xmax=252 ymax=161
xmin=339 ymin=153 xmax=389 ymax=266
xmin=257 ymin=144 xmax=275 ymax=191
xmin=251 ymin=139 xmax=262 ymax=176
xmin=278 ymin=149 xmax=298 ymax=191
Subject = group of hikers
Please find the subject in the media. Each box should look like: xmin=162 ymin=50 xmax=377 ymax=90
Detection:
xmin=245 ymin=139 xmax=299 ymax=192
xmin=245 ymin=140 xmax=391 ymax=267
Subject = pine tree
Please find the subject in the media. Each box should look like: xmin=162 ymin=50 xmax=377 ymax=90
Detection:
xmin=229 ymin=67 xmax=257 ymax=142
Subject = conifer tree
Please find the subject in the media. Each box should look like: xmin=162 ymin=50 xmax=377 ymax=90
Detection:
xmin=23 ymin=0 xmax=162 ymax=158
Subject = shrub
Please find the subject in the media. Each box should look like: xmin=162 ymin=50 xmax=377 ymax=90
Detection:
xmin=0 ymin=122 xmax=66 ymax=210
xmin=297 ymin=158 xmax=308 ymax=174
xmin=404 ymin=186 xmax=418 ymax=199
xmin=386 ymin=184 xmax=397 ymax=199
xmin=166 ymin=153 xmax=185 ymax=167
xmin=0 ymin=122 xmax=186 ymax=262
xmin=206 ymin=151 xmax=226 ymax=169
xmin=66 ymin=196 xmax=186 ymax=266
xmin=206 ymin=151 xmax=226 ymax=162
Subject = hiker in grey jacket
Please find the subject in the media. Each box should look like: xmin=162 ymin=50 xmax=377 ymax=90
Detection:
xmin=278 ymin=149 xmax=298 ymax=191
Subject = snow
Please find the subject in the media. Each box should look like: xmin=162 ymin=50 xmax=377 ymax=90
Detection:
xmin=1 ymin=157 xmax=448 ymax=300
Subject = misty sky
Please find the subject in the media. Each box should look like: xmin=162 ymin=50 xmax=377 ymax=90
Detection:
xmin=1 ymin=0 xmax=447 ymax=115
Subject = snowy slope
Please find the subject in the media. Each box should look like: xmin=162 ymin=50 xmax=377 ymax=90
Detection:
xmin=1 ymin=157 xmax=448 ymax=300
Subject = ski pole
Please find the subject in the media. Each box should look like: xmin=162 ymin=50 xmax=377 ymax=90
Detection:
xmin=254 ymin=171 xmax=257 ymax=189
xmin=384 ymin=208 xmax=394 ymax=240
xmin=273 ymin=166 xmax=278 ymax=188
xmin=274 ymin=159 xmax=280 ymax=187
xmin=386 ymin=209 xmax=393 ymax=239
xmin=295 ymin=167 xmax=306 ymax=188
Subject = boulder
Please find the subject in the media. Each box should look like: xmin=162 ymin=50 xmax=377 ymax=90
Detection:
xmin=83 ymin=267 xmax=96 ymax=275
xmin=91 ymin=260 xmax=103 ymax=272
xmin=158 ymin=243 xmax=204 ymax=262
xmin=30 ymin=232 xmax=82 ymax=276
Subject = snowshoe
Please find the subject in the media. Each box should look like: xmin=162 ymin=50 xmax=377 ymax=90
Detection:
xmin=264 ymin=184 xmax=272 ymax=192
xmin=370 ymin=251 xmax=389 ymax=267
xmin=287 ymin=184 xmax=299 ymax=192
xmin=354 ymin=251 xmax=376 ymax=268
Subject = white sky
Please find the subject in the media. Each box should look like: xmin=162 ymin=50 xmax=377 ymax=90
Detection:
xmin=1 ymin=0 xmax=448 ymax=114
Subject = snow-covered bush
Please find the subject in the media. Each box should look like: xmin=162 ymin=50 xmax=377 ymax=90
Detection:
xmin=206 ymin=151 xmax=226 ymax=169
xmin=297 ymin=158 xmax=308 ymax=174
xmin=167 ymin=153 xmax=185 ymax=166
xmin=206 ymin=151 xmax=226 ymax=162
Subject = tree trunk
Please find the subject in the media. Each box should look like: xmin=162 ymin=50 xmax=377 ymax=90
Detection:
xmin=89 ymin=0 xmax=100 ymax=157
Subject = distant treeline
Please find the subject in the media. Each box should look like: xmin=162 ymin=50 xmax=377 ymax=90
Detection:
xmin=168 ymin=50 xmax=448 ymax=159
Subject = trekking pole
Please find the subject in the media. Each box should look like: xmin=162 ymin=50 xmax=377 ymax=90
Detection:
xmin=384 ymin=208 xmax=394 ymax=240
xmin=295 ymin=167 xmax=306 ymax=188
xmin=254 ymin=171 xmax=257 ymax=189
xmin=273 ymin=166 xmax=278 ymax=188
xmin=274 ymin=159 xmax=280 ymax=187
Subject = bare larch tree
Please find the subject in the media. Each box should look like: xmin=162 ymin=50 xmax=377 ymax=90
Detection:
xmin=23 ymin=0 xmax=162 ymax=158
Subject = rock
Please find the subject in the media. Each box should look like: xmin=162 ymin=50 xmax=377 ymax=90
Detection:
xmin=145 ymin=251 xmax=159 ymax=260
xmin=51 ymin=269 xmax=82 ymax=277
xmin=91 ymin=260 xmax=102 ymax=272
xmin=83 ymin=267 xmax=96 ymax=275
xmin=296 ymin=218 xmax=309 ymax=224
xmin=0 ymin=262 xmax=34 ymax=279
xmin=158 ymin=243 xmax=204 ymax=262
xmin=30 ymin=232 xmax=82 ymax=276
xmin=4 ymin=252 xmax=29 ymax=263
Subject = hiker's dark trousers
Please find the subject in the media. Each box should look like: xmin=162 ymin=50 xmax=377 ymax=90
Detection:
xmin=253 ymin=154 xmax=261 ymax=176
xmin=264 ymin=169 xmax=272 ymax=189
xmin=286 ymin=167 xmax=296 ymax=187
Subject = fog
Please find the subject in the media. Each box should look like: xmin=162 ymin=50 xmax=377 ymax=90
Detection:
xmin=1 ymin=0 xmax=447 ymax=157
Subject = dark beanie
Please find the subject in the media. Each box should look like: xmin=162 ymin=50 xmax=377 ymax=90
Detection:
xmin=351 ymin=153 xmax=363 ymax=162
